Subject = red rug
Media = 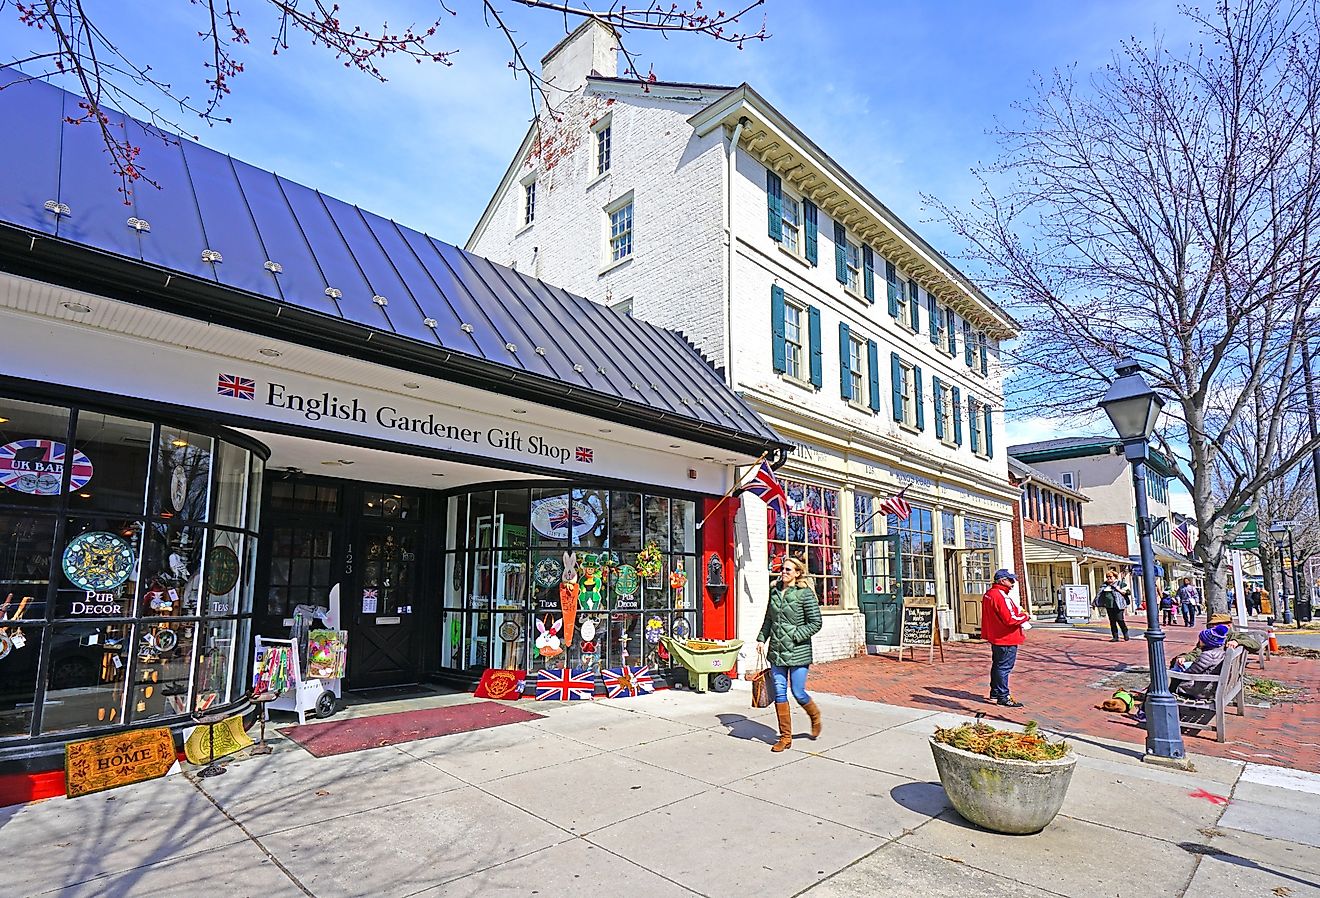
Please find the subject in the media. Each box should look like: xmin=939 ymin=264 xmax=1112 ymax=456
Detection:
xmin=279 ymin=701 xmax=545 ymax=758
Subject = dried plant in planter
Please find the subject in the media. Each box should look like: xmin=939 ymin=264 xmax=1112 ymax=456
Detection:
xmin=933 ymin=720 xmax=1070 ymax=762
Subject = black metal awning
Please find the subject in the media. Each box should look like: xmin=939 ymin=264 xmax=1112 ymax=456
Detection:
xmin=0 ymin=68 xmax=785 ymax=459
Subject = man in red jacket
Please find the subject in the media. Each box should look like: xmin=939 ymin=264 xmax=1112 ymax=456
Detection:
xmin=982 ymin=569 xmax=1031 ymax=707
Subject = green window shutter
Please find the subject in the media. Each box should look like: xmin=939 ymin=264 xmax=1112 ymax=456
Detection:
xmin=928 ymin=296 xmax=940 ymax=345
xmin=933 ymin=376 xmax=945 ymax=440
xmin=834 ymin=222 xmax=847 ymax=284
xmin=964 ymin=321 xmax=975 ymax=367
xmin=862 ymin=245 xmax=875 ymax=302
xmin=771 ymin=285 xmax=787 ymax=373
xmin=890 ymin=352 xmax=903 ymax=423
xmin=952 ymin=386 xmax=963 ymax=445
xmin=908 ymin=281 xmax=921 ymax=332
xmin=808 ymin=305 xmax=823 ymax=388
xmin=767 ymin=171 xmax=782 ymax=242
xmin=804 ymin=199 xmax=818 ymax=265
xmin=947 ymin=309 xmax=957 ymax=355
xmin=867 ymin=340 xmax=881 ymax=412
xmin=838 ymin=322 xmax=853 ymax=400
xmin=913 ymin=364 xmax=925 ymax=430
xmin=969 ymin=393 xmax=981 ymax=451
xmin=984 ymin=404 xmax=994 ymax=458
xmin=886 ymin=260 xmax=899 ymax=318
xmin=980 ymin=336 xmax=989 ymax=376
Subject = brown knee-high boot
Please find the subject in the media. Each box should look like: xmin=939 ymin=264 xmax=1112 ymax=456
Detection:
xmin=803 ymin=700 xmax=821 ymax=740
xmin=771 ymin=702 xmax=793 ymax=752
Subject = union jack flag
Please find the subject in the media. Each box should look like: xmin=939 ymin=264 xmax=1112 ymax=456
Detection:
xmin=216 ymin=373 xmax=255 ymax=400
xmin=548 ymin=505 xmax=586 ymax=533
xmin=879 ymin=489 xmax=913 ymax=522
xmin=601 ymin=665 xmax=654 ymax=698
xmin=1172 ymin=518 xmax=1193 ymax=554
xmin=735 ymin=461 xmax=790 ymax=517
xmin=575 ymin=446 xmax=594 ymax=463
xmin=534 ymin=668 xmax=596 ymax=701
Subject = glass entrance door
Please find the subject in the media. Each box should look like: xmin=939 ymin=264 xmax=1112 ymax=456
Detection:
xmin=857 ymin=533 xmax=902 ymax=647
xmin=349 ymin=492 xmax=423 ymax=688
xmin=957 ymin=549 xmax=995 ymax=635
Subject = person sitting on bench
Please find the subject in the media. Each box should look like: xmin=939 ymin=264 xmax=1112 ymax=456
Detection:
xmin=1170 ymin=624 xmax=1229 ymax=700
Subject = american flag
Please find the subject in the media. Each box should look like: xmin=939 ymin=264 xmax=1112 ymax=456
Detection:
xmin=575 ymin=446 xmax=594 ymax=463
xmin=736 ymin=461 xmax=790 ymax=516
xmin=602 ymin=665 xmax=655 ymax=698
xmin=879 ymin=489 xmax=913 ymax=522
xmin=534 ymin=668 xmax=596 ymax=701
xmin=1172 ymin=518 xmax=1193 ymax=554
xmin=216 ymin=373 xmax=255 ymax=400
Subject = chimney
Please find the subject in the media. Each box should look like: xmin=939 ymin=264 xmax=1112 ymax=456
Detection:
xmin=540 ymin=17 xmax=619 ymax=98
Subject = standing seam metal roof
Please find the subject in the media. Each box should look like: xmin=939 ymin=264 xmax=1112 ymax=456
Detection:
xmin=0 ymin=68 xmax=781 ymax=448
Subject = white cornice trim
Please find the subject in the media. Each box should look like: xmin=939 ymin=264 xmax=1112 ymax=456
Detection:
xmin=691 ymin=86 xmax=1018 ymax=339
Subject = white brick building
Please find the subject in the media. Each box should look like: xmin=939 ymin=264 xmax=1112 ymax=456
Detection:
xmin=469 ymin=21 xmax=1021 ymax=661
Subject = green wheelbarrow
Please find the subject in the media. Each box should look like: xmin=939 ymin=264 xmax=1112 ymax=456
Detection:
xmin=660 ymin=636 xmax=744 ymax=693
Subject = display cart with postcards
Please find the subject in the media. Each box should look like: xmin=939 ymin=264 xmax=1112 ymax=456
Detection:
xmin=252 ymin=608 xmax=347 ymax=725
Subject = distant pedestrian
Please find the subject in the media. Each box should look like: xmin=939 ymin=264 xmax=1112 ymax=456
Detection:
xmin=1176 ymin=578 xmax=1199 ymax=627
xmin=756 ymin=553 xmax=823 ymax=752
xmin=1095 ymin=568 xmax=1133 ymax=641
xmin=982 ymin=569 xmax=1031 ymax=708
xmin=1159 ymin=583 xmax=1175 ymax=627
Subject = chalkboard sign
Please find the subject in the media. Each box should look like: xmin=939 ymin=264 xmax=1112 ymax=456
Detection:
xmin=900 ymin=605 xmax=936 ymax=647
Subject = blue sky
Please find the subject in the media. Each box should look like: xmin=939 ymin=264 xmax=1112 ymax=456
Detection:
xmin=1 ymin=0 xmax=1196 ymax=507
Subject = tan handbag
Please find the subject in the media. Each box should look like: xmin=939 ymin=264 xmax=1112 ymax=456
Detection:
xmin=750 ymin=646 xmax=774 ymax=708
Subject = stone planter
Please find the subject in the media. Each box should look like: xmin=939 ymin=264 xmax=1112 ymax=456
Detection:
xmin=930 ymin=737 xmax=1077 ymax=834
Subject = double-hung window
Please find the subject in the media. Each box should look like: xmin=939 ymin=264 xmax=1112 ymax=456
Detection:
xmin=847 ymin=336 xmax=865 ymax=403
xmin=969 ymin=396 xmax=984 ymax=454
xmin=784 ymin=301 xmax=805 ymax=381
xmin=607 ymin=197 xmax=634 ymax=263
xmin=938 ymin=381 xmax=955 ymax=444
xmin=845 ymin=240 xmax=862 ymax=294
xmin=894 ymin=277 xmax=909 ymax=322
xmin=899 ymin=361 xmax=916 ymax=427
xmin=595 ymin=122 xmax=612 ymax=176
xmin=523 ymin=179 xmax=536 ymax=227
xmin=781 ymin=195 xmax=801 ymax=254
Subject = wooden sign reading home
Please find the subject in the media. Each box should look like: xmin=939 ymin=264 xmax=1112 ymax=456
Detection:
xmin=65 ymin=727 xmax=177 ymax=798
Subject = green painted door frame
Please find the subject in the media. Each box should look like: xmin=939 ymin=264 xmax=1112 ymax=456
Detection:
xmin=857 ymin=533 xmax=903 ymax=647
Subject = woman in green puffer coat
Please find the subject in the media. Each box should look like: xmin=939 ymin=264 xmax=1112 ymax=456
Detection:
xmin=757 ymin=554 xmax=824 ymax=752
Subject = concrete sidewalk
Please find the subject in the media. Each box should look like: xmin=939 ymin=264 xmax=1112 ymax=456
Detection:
xmin=2 ymin=689 xmax=1317 ymax=898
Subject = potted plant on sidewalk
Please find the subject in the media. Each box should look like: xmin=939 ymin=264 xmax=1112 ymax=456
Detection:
xmin=930 ymin=720 xmax=1076 ymax=834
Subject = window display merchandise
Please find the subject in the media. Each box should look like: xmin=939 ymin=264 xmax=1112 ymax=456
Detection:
xmin=0 ymin=395 xmax=264 ymax=744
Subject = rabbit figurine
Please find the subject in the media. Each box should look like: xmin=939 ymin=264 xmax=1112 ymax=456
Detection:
xmin=535 ymin=616 xmax=563 ymax=659
xmin=559 ymin=552 xmax=580 ymax=646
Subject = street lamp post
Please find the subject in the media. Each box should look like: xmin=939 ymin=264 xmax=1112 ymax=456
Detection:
xmin=1099 ymin=358 xmax=1186 ymax=763
xmin=1268 ymin=524 xmax=1295 ymax=626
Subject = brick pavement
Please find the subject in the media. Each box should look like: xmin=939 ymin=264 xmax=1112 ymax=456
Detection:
xmin=809 ymin=624 xmax=1320 ymax=772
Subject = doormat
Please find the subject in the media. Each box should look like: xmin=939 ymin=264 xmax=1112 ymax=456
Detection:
xmin=279 ymin=701 xmax=545 ymax=757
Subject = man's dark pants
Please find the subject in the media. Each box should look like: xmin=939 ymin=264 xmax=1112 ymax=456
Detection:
xmin=989 ymin=644 xmax=1019 ymax=701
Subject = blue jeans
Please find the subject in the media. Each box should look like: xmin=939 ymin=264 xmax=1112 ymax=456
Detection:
xmin=989 ymin=644 xmax=1018 ymax=701
xmin=770 ymin=665 xmax=812 ymax=705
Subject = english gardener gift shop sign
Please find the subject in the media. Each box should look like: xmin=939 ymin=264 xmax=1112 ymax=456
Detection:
xmin=3 ymin=312 xmax=722 ymax=492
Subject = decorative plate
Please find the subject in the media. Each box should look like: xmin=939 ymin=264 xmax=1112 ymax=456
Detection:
xmin=169 ymin=464 xmax=188 ymax=512
xmin=0 ymin=439 xmax=93 ymax=495
xmin=498 ymin=618 xmax=522 ymax=642
xmin=645 ymin=616 xmax=665 ymax=644
xmin=529 ymin=495 xmax=598 ymax=541
xmin=533 ymin=556 xmax=563 ymax=588
xmin=62 ymin=531 xmax=134 ymax=591
xmin=205 ymin=545 xmax=241 ymax=596
xmin=672 ymin=619 xmax=691 ymax=639
xmin=0 ymin=632 xmax=10 ymax=661
xmin=613 ymin=565 xmax=639 ymax=596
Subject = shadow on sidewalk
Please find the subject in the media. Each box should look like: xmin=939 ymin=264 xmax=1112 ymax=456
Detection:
xmin=717 ymin=713 xmax=777 ymax=745
xmin=1178 ymin=843 xmax=1320 ymax=891
xmin=889 ymin=782 xmax=952 ymax=819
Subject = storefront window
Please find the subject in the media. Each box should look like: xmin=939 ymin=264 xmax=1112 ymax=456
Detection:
xmin=440 ymin=487 xmax=699 ymax=675
xmin=0 ymin=394 xmax=263 ymax=741
xmin=888 ymin=506 xmax=936 ymax=600
xmin=769 ymin=478 xmax=842 ymax=606
xmin=0 ymin=398 xmax=72 ymax=509
xmin=942 ymin=510 xmax=957 ymax=546
xmin=854 ymin=492 xmax=877 ymax=535
xmin=963 ymin=516 xmax=999 ymax=601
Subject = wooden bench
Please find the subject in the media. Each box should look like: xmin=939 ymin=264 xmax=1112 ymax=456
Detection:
xmin=1168 ymin=645 xmax=1247 ymax=743
xmin=1237 ymin=631 xmax=1269 ymax=670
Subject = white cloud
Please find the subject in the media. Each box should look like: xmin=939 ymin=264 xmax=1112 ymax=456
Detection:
xmin=1003 ymin=412 xmax=1107 ymax=449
